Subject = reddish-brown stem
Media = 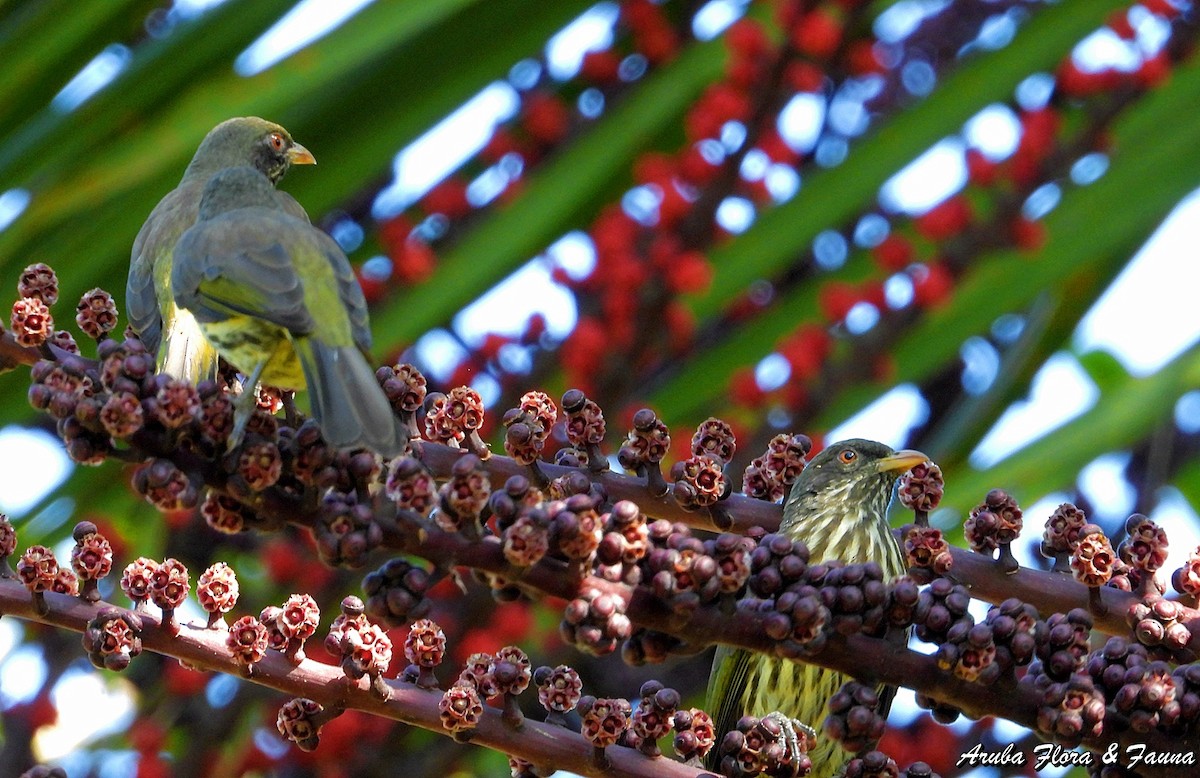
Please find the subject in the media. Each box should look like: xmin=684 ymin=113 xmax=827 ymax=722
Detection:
xmin=0 ymin=579 xmax=703 ymax=778
xmin=79 ymin=579 xmax=100 ymax=604
xmin=0 ymin=330 xmax=41 ymax=372
xmin=502 ymin=693 xmax=524 ymax=729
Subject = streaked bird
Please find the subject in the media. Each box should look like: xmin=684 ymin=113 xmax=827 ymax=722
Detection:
xmin=707 ymin=439 xmax=927 ymax=777
xmin=171 ymin=166 xmax=405 ymax=457
xmin=127 ymin=117 xmax=315 ymax=383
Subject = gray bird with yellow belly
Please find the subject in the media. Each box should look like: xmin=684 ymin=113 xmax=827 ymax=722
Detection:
xmin=127 ymin=117 xmax=315 ymax=383
xmin=171 ymin=165 xmax=405 ymax=457
xmin=707 ymin=439 xmax=927 ymax=777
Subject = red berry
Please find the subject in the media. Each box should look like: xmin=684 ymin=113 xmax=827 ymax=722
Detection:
xmin=580 ymin=48 xmax=621 ymax=84
xmin=378 ymin=215 xmax=412 ymax=251
xmin=1019 ymin=108 xmax=1060 ymax=161
xmin=784 ymin=61 xmax=825 ymax=93
xmin=422 ymin=177 xmax=471 ymax=219
xmin=392 ymin=240 xmax=437 ymax=284
xmin=685 ymin=84 xmax=750 ymax=141
xmin=1107 ymin=9 xmax=1136 ymax=39
xmin=782 ymin=381 xmax=809 ymax=412
xmin=563 ymin=317 xmax=607 ymax=380
xmin=847 ymin=40 xmax=884 ymax=76
xmin=1056 ymin=60 xmax=1107 ymax=97
xmin=635 ymin=24 xmax=679 ymax=65
xmin=726 ymin=18 xmax=770 ymax=58
xmin=1010 ymin=217 xmax=1047 ymax=252
xmin=523 ymin=92 xmax=571 ymax=145
xmin=757 ymin=128 xmax=800 ymax=165
xmin=965 ymin=148 xmax=998 ymax=186
xmin=729 ymin=367 xmax=764 ymax=408
xmin=356 ymin=269 xmax=388 ymax=304
xmin=911 ymin=262 xmax=954 ymax=308
xmin=914 ymin=195 xmax=972 ymax=242
xmin=819 ymin=280 xmax=861 ymax=322
xmin=163 ymin=662 xmax=209 ymax=696
xmin=657 ymin=182 xmax=692 ymax=228
xmin=678 ymin=145 xmax=720 ymax=186
xmin=664 ymin=302 xmax=695 ymax=352
xmin=1135 ymin=52 xmax=1171 ymax=89
xmin=129 ymin=718 xmax=168 ymax=754
xmin=860 ymin=280 xmax=887 ymax=309
xmin=482 ymin=127 xmax=522 ymax=162
xmin=634 ymin=152 xmax=676 ymax=186
xmin=590 ymin=209 xmax=637 ymax=257
xmin=262 ymin=539 xmax=304 ymax=585
xmin=666 ymin=251 xmax=712 ymax=294
xmin=790 ymin=8 xmax=843 ymax=59
xmin=1141 ymin=0 xmax=1181 ymax=18
xmin=777 ymin=324 xmax=831 ymax=381
xmin=872 ymin=233 xmax=914 ymax=272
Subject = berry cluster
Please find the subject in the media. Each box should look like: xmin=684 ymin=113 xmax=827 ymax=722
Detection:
xmin=901 ymin=525 xmax=952 ymax=582
xmin=18 ymin=257 xmax=1200 ymax=776
xmin=964 ymin=488 xmax=1023 ymax=571
xmin=742 ymin=433 xmax=811 ymax=502
xmin=261 ymin=593 xmax=321 ymax=663
xmin=326 ymin=596 xmax=394 ymax=699
xmin=714 ymin=712 xmax=813 ymax=778
xmin=824 ymin=681 xmax=887 ymax=753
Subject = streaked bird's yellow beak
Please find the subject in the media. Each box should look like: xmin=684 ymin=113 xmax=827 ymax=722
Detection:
xmin=875 ymin=449 xmax=929 ymax=474
xmin=287 ymin=142 xmax=316 ymax=165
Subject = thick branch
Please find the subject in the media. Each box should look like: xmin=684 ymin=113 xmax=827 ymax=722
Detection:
xmin=154 ymin=434 xmax=1186 ymax=652
xmin=387 ymin=444 xmax=1193 ymax=645
xmin=415 ymin=441 xmax=782 ymax=532
xmin=0 ymin=579 xmax=706 ymax=778
xmin=0 ymin=331 xmax=40 ymax=373
xmin=367 ymin=520 xmax=1194 ymax=769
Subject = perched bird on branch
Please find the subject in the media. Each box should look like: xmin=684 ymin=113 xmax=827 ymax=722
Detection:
xmin=171 ymin=165 xmax=405 ymax=457
xmin=127 ymin=117 xmax=315 ymax=383
xmin=707 ymin=439 xmax=927 ymax=777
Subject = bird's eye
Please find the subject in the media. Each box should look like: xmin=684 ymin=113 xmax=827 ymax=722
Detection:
xmin=837 ymin=449 xmax=857 ymax=464
xmin=268 ymin=133 xmax=286 ymax=151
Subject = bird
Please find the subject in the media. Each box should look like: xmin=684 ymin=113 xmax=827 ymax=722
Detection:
xmin=127 ymin=117 xmax=316 ymax=384
xmin=707 ymin=439 xmax=928 ymax=778
xmin=171 ymin=165 xmax=406 ymax=458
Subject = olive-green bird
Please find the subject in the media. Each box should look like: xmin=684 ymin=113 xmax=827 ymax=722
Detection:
xmin=707 ymin=439 xmax=927 ymax=777
xmin=127 ymin=117 xmax=315 ymax=384
xmin=171 ymin=166 xmax=405 ymax=457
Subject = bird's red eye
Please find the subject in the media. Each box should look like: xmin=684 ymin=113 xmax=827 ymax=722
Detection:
xmin=837 ymin=449 xmax=857 ymax=464
xmin=269 ymin=133 xmax=286 ymax=151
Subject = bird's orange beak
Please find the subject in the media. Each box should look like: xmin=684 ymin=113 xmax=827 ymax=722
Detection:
xmin=875 ymin=449 xmax=929 ymax=474
xmin=287 ymin=142 xmax=316 ymax=165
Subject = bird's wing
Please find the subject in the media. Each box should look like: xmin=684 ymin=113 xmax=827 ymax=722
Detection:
xmin=313 ymin=228 xmax=373 ymax=352
xmin=172 ymin=209 xmax=314 ymax=335
xmin=126 ymin=245 xmax=162 ymax=355
xmin=128 ymin=186 xmax=199 ymax=355
xmin=708 ymin=645 xmax=755 ymax=750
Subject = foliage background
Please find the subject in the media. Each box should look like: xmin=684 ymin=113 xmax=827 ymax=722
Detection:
xmin=0 ymin=0 xmax=1198 ymax=775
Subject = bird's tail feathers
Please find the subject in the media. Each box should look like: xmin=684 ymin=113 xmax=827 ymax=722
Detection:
xmin=296 ymin=338 xmax=406 ymax=458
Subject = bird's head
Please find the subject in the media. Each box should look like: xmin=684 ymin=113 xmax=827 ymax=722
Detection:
xmin=186 ymin=117 xmax=315 ymax=184
xmin=781 ymin=439 xmax=927 ymax=546
xmin=195 ymin=166 xmax=278 ymax=220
